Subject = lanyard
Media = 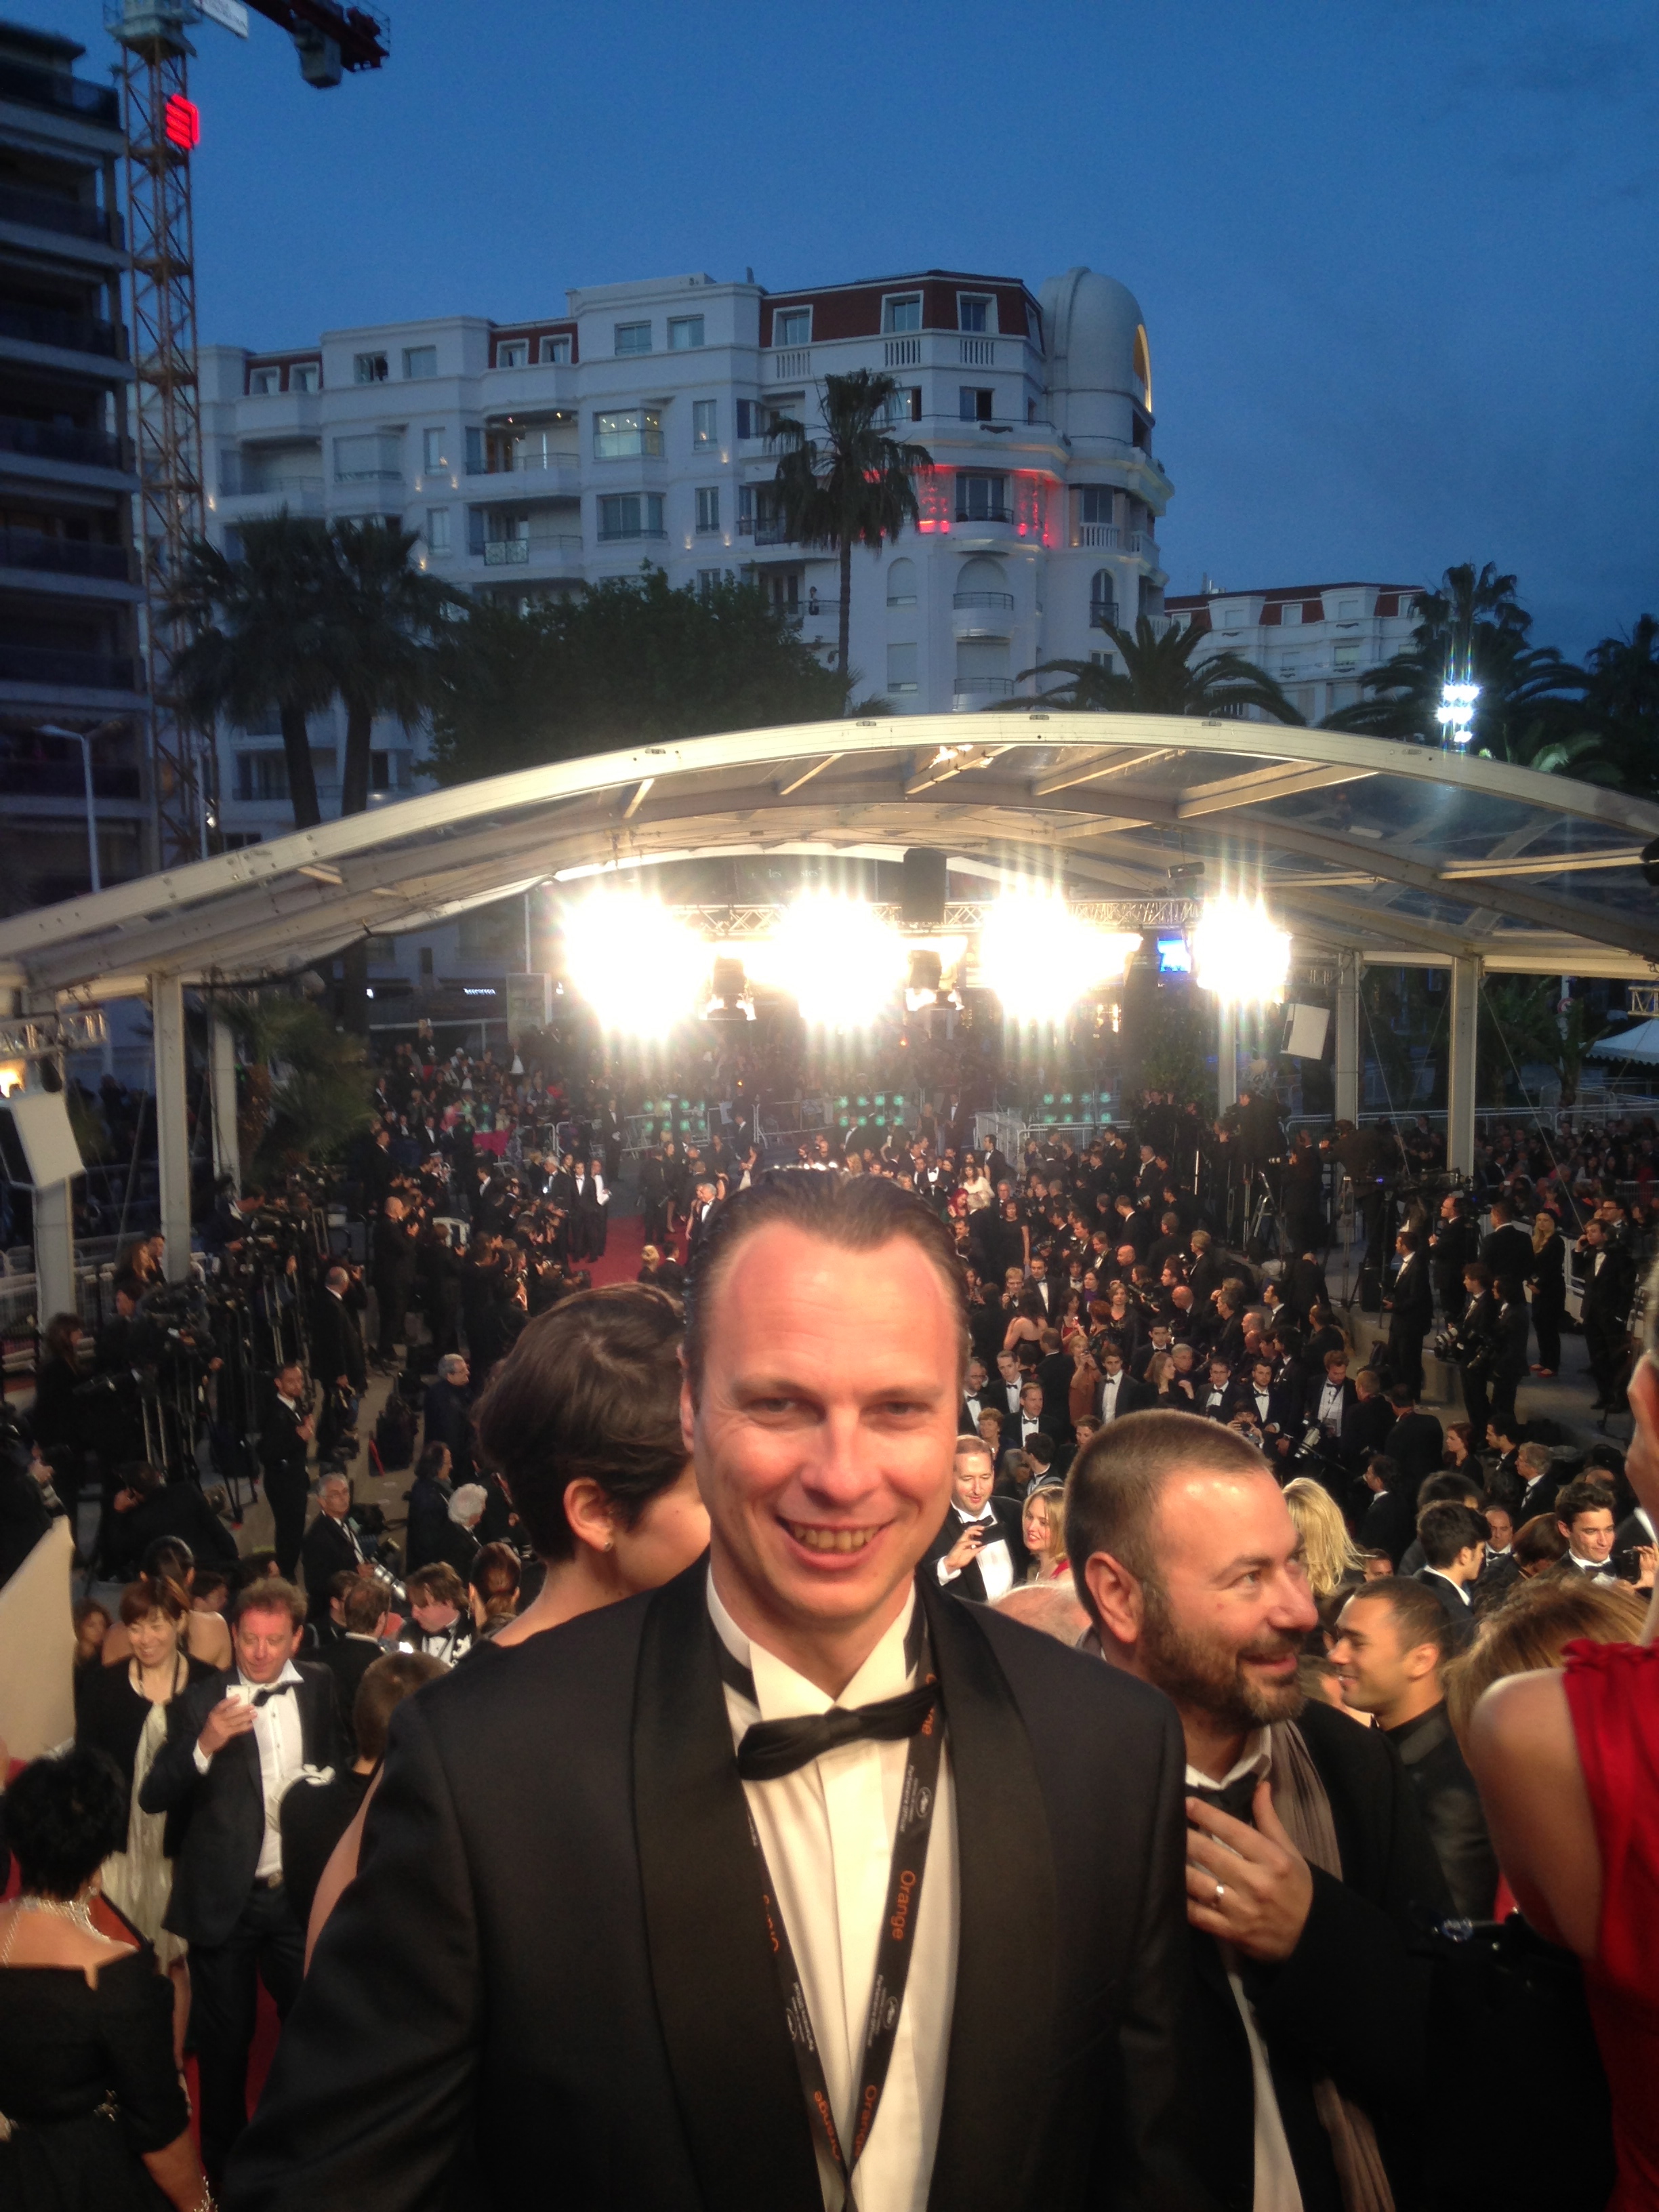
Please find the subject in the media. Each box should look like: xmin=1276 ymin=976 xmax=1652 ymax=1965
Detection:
xmin=743 ymin=1666 xmax=943 ymax=2210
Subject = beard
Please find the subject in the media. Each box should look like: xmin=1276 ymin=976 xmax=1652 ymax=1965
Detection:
xmin=1139 ymin=1584 xmax=1307 ymax=1732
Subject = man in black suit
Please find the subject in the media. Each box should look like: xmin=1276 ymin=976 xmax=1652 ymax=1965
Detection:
xmin=1071 ymin=1412 xmax=1451 ymax=2212
xmin=1383 ymin=1385 xmax=1444 ymax=1497
xmin=958 ymin=1357 xmax=989 ymax=1436
xmin=317 ymin=1576 xmax=392 ymax=1750
xmin=1448 ymin=1263 xmax=1499 ymax=1437
xmin=923 ymin=1434 xmax=1031 ymax=1601
xmin=259 ymin=1363 xmax=312 ymax=1582
xmin=104 ymin=1460 xmax=239 ymax=1581
xmin=422 ymin=1351 xmax=474 ymax=1479
xmin=1513 ymin=1439 xmax=1563 ymax=1526
xmin=371 ymin=1195 xmax=418 ymax=1364
xmin=228 ymin=1174 xmax=1197 ymax=2212
xmin=1382 ymin=1229 xmax=1434 ymax=1397
xmin=142 ymin=1578 xmax=340 ymax=2186
xmin=1304 ymin=1347 xmax=1357 ymax=1446
xmin=1414 ymin=1501 xmax=1487 ymax=1625
xmin=312 ymin=1265 xmax=368 ymax=1458
xmin=1095 ymin=1341 xmax=1153 ymax=1425
xmin=299 ymin=1471 xmax=369 ymax=1600
xmin=1578 ymin=1221 xmax=1635 ymax=1410
xmin=1429 ymin=1193 xmax=1481 ymax=1317
xmin=1480 ymin=1197 xmax=1534 ymax=1290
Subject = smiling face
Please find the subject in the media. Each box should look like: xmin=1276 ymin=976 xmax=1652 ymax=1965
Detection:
xmin=684 ymin=1223 xmax=961 ymax=1675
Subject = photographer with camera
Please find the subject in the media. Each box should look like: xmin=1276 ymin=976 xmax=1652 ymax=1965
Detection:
xmin=1439 ymin=1260 xmax=1500 ymax=1437
xmin=312 ymin=1264 xmax=368 ymax=1459
xmin=371 ymin=1194 xmax=419 ymax=1370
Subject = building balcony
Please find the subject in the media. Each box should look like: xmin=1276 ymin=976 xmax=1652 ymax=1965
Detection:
xmin=768 ymin=348 xmax=810 ymax=383
xmin=0 ymin=758 xmax=140 ymax=800
xmin=1076 ymin=526 xmax=1158 ymax=562
xmin=952 ymin=592 xmax=1015 ymax=638
xmin=0 ymin=301 xmax=123 ymax=359
xmin=0 ymin=415 xmax=124 ymax=472
xmin=737 ymin=516 xmax=794 ymax=546
xmin=0 ymin=529 xmax=131 ymax=582
xmin=0 ymin=181 xmax=121 ymax=249
xmin=0 ymin=642 xmax=140 ymax=691
xmin=215 ymin=477 xmax=326 ymax=517
xmin=953 ymin=676 xmax=1016 ymax=706
xmin=0 ymin=56 xmax=120 ymax=129
xmin=478 ymin=534 xmax=583 ymax=565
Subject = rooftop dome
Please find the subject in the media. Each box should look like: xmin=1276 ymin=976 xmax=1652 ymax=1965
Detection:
xmin=1039 ymin=266 xmax=1152 ymax=428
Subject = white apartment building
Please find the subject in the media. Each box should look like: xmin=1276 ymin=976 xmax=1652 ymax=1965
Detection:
xmin=1166 ymin=579 xmax=1425 ymax=726
xmin=197 ymin=262 xmax=1173 ymax=840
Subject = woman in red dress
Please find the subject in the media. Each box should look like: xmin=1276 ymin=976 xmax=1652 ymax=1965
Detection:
xmin=1471 ymin=1338 xmax=1659 ymax=2212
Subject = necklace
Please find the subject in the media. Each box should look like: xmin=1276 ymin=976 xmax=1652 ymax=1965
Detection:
xmin=0 ymin=1891 xmax=98 ymax=1961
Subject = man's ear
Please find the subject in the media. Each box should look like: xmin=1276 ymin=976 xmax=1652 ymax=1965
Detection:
xmin=1082 ymin=1551 xmax=1145 ymax=1656
xmin=678 ymin=1357 xmax=697 ymax=1457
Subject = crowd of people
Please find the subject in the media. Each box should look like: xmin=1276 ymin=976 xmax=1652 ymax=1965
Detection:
xmin=3 ymin=1047 xmax=1659 ymax=2212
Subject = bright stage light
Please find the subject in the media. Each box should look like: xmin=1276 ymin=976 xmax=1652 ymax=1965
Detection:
xmin=1437 ymin=680 xmax=1480 ymax=746
xmin=1191 ymin=896 xmax=1291 ymax=1005
xmin=978 ymin=895 xmax=1143 ymax=1026
xmin=562 ymin=891 xmax=707 ymax=1036
xmin=750 ymin=895 xmax=907 ymax=1030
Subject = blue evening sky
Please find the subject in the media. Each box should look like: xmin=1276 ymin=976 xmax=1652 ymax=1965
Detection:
xmin=39 ymin=0 xmax=1659 ymax=656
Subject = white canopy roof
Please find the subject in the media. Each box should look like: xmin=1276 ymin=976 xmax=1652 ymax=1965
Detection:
xmin=1 ymin=711 xmax=1655 ymax=1005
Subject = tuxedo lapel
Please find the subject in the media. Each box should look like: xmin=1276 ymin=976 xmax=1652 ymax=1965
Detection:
xmin=632 ymin=1560 xmax=821 ymax=2212
xmin=919 ymin=1578 xmax=1057 ymax=2211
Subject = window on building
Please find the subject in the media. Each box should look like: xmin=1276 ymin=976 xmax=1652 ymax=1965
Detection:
xmin=1090 ymin=571 xmax=1118 ymax=629
xmin=353 ymin=352 xmax=388 ymax=384
xmin=1280 ymin=602 xmax=1303 ymax=627
xmin=693 ymin=398 xmax=717 ymax=447
xmin=957 ymin=293 xmax=995 ymax=333
xmin=419 ymin=945 xmax=434 ymax=978
xmin=956 ymin=472 xmax=1008 ymax=523
xmin=695 ymin=486 xmax=720 ymax=534
xmin=1334 ymin=644 xmax=1361 ymax=671
xmin=333 ymin=432 xmax=404 ymax=483
xmin=541 ymin=334 xmax=572 ymax=364
xmin=668 ymin=314 xmax=705 ymax=350
xmin=1079 ymin=487 xmax=1113 ymax=525
xmin=1337 ymin=596 xmax=1360 ymax=621
xmin=959 ymin=386 xmax=994 ymax=422
xmin=426 ymin=506 xmax=451 ymax=553
xmin=597 ymin=492 xmax=665 ymax=541
xmin=249 ymin=367 xmax=279 ymax=396
xmin=1279 ymin=657 xmax=1299 ymax=678
xmin=291 ymin=362 xmax=319 ymax=393
xmin=496 ymin=340 xmax=529 ymax=369
xmin=594 ymin=408 xmax=664 ymax=459
xmin=403 ymin=346 xmax=438 ymax=380
xmin=614 ymin=321 xmax=652 ymax=355
xmin=878 ymin=386 xmax=922 ymax=427
xmin=369 ymin=750 xmax=391 ymax=792
xmin=1223 ymin=605 xmax=1246 ymax=629
xmin=422 ymin=428 xmax=446 ymax=473
xmin=697 ymin=568 xmax=726 ymax=598
xmin=233 ymin=748 xmax=334 ymax=803
xmin=774 ymin=307 xmax=811 ymax=346
xmin=1027 ymin=398 xmax=1037 ymax=423
xmin=886 ymin=556 xmax=917 ymax=607
xmin=882 ymin=293 xmax=922 ymax=334
xmin=886 ymin=642 xmax=918 ymax=695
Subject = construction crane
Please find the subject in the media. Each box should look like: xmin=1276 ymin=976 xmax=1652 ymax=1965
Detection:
xmin=107 ymin=0 xmax=389 ymax=867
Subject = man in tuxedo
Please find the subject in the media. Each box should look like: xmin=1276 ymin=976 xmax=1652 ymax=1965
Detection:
xmin=371 ymin=1195 xmax=419 ymax=1364
xmin=312 ymin=1266 xmax=367 ymax=1458
xmin=299 ymin=1472 xmax=369 ymax=1600
xmin=1027 ymin=1256 xmax=1064 ymax=1327
xmin=1480 ymin=1197 xmax=1534 ymax=1289
xmin=924 ymin=1435 xmax=1031 ymax=1601
xmin=1414 ymin=1502 xmax=1487 ymax=1624
xmin=1383 ymin=1385 xmax=1443 ymax=1496
xmin=229 ymin=1172 xmax=1197 ymax=2212
xmin=1305 ymin=1348 xmax=1357 ymax=1446
xmin=958 ymin=1357 xmax=988 ymax=1436
xmin=1096 ymin=1342 xmax=1152 ymax=1425
xmin=142 ymin=1579 xmax=340 ymax=2185
xmin=1382 ymin=1229 xmax=1434 ymax=1397
xmin=1513 ymin=1439 xmax=1563 ymax=1526
xmin=1071 ymin=1412 xmax=1450 ymax=2212
xmin=1553 ymin=1479 xmax=1619 ymax=1582
xmin=1578 ymin=1221 xmax=1635 ymax=1410
xmin=1197 ymin=1353 xmax=1235 ymax=1422
xmin=259 ymin=1363 xmax=312 ymax=1582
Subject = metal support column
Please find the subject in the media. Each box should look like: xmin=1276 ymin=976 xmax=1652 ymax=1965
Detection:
xmin=1216 ymin=999 xmax=1239 ymax=1113
xmin=1447 ymin=956 xmax=1481 ymax=1178
xmin=32 ymin=1176 xmax=75 ymax=1327
xmin=151 ymin=972 xmax=191 ymax=1277
xmin=209 ymin=1014 xmax=239 ymax=1194
xmin=1335 ymin=951 xmax=1361 ymax=1124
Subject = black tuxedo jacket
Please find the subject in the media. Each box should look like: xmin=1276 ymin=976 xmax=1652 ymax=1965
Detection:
xmin=300 ymin=1509 xmax=364 ymax=1599
xmin=1384 ymin=1252 xmax=1434 ymax=1332
xmin=259 ymin=1396 xmax=309 ymax=1490
xmin=1384 ymin=1410 xmax=1444 ymax=1494
xmin=922 ymin=1496 xmax=1033 ymax=1601
xmin=226 ymin=1561 xmax=1196 ymax=2212
xmin=312 ymin=1289 xmax=367 ymax=1393
xmin=140 ymin=1662 xmax=340 ymax=1948
xmin=1179 ymin=1698 xmax=1451 ymax=2212
xmin=1096 ymin=1372 xmax=1155 ymax=1425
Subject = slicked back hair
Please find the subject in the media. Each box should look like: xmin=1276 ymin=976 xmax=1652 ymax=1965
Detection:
xmin=683 ymin=1171 xmax=968 ymax=1397
xmin=1065 ymin=1409 xmax=1271 ymax=1618
xmin=1338 ymin=1574 xmax=1461 ymax=1666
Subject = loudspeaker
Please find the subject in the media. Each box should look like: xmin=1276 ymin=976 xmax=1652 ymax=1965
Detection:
xmin=0 ymin=1091 xmax=84 ymax=1187
xmin=1282 ymin=1004 xmax=1331 ymax=1060
xmin=1641 ymin=836 xmax=1659 ymax=890
xmin=900 ymin=848 xmax=947 ymax=928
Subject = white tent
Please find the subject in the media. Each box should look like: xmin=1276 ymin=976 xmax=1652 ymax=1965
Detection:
xmin=1588 ymin=1019 xmax=1659 ymax=1063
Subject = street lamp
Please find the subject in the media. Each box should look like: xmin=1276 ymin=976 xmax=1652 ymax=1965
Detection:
xmin=36 ymin=722 xmax=100 ymax=893
xmin=1436 ymin=680 xmax=1480 ymax=748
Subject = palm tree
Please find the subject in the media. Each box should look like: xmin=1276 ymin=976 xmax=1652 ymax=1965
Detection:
xmin=1578 ymin=614 xmax=1659 ymax=795
xmin=169 ymin=513 xmax=336 ymax=828
xmin=1326 ymin=561 xmax=1589 ymax=764
xmin=1023 ymin=614 xmax=1301 ymax=720
xmin=771 ymin=369 xmax=932 ymax=699
xmin=323 ymin=519 xmax=453 ymax=814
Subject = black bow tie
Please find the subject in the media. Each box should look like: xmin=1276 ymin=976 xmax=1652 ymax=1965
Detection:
xmin=737 ymin=1682 xmax=939 ymax=1782
xmin=251 ymin=1682 xmax=294 ymax=1707
xmin=1189 ymin=1772 xmax=1261 ymax=1826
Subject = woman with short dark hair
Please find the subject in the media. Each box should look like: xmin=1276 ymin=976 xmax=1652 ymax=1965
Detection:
xmin=475 ymin=1284 xmax=709 ymax=1647
xmin=0 ymin=1745 xmax=211 ymax=2209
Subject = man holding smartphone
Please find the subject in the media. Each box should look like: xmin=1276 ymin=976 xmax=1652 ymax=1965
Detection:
xmin=923 ymin=1435 xmax=1030 ymax=1601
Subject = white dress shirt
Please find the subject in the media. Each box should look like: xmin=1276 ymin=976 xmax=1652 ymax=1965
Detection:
xmin=194 ymin=1658 xmax=307 ymax=1881
xmin=1420 ymin=1567 xmax=1471 ymax=1608
xmin=1099 ymin=1372 xmax=1125 ymax=1422
xmin=1186 ymin=1731 xmax=1303 ymax=2212
xmin=935 ymin=1504 xmax=1014 ymax=1601
xmin=710 ymin=1577 xmax=958 ymax=2212
xmin=1316 ymin=1381 xmax=1345 ymax=1436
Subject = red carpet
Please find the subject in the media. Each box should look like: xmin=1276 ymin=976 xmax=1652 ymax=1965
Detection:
xmin=588 ymin=1207 xmax=646 ymax=1285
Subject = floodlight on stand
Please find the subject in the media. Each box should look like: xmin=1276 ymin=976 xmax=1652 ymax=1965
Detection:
xmin=1436 ymin=680 xmax=1480 ymax=747
xmin=562 ymin=890 xmax=707 ymax=1037
xmin=905 ymin=948 xmax=943 ymax=1012
xmin=705 ymin=954 xmax=756 ymax=1023
xmin=978 ymin=893 xmax=1143 ymax=1026
xmin=1191 ymin=895 xmax=1291 ymax=1005
xmin=749 ymin=895 xmax=907 ymax=1031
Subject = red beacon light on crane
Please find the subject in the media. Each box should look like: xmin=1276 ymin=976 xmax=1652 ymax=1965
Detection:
xmin=163 ymin=92 xmax=200 ymax=150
